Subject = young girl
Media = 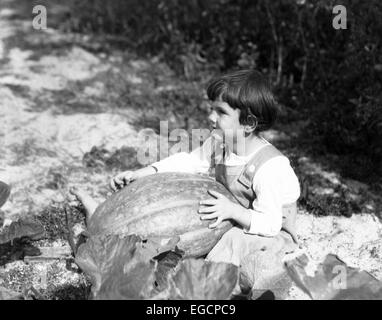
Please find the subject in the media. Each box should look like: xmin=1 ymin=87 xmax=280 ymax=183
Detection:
xmin=71 ymin=69 xmax=300 ymax=296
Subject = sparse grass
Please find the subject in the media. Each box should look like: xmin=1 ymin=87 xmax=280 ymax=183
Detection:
xmin=0 ymin=260 xmax=91 ymax=300
xmin=45 ymin=282 xmax=91 ymax=300
xmin=36 ymin=203 xmax=86 ymax=242
xmin=43 ymin=261 xmax=91 ymax=300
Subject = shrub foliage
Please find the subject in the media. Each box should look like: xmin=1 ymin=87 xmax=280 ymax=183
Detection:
xmin=62 ymin=0 xmax=382 ymax=181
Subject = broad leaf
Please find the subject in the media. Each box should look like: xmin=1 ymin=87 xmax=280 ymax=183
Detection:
xmin=0 ymin=218 xmax=45 ymax=245
xmin=154 ymin=250 xmax=183 ymax=292
xmin=0 ymin=218 xmax=44 ymax=266
xmin=168 ymin=259 xmax=238 ymax=300
xmin=285 ymin=253 xmax=382 ymax=300
xmin=75 ymin=234 xmax=180 ymax=299
xmin=75 ymin=234 xmax=239 ymax=300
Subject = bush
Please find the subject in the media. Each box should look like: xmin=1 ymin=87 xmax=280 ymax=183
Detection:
xmin=57 ymin=0 xmax=381 ymax=181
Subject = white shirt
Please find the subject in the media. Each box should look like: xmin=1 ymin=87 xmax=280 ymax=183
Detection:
xmin=152 ymin=136 xmax=300 ymax=237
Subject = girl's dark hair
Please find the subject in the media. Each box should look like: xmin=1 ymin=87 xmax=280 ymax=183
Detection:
xmin=206 ymin=69 xmax=278 ymax=132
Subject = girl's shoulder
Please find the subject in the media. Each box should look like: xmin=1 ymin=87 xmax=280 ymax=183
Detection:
xmin=248 ymin=142 xmax=297 ymax=179
xmin=246 ymin=143 xmax=287 ymax=171
xmin=253 ymin=152 xmax=298 ymax=186
xmin=237 ymin=143 xmax=293 ymax=188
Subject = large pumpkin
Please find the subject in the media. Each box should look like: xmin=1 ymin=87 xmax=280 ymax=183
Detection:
xmin=88 ymin=172 xmax=237 ymax=257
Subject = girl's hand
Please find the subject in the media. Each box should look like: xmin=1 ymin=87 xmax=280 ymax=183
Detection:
xmin=110 ymin=171 xmax=135 ymax=191
xmin=110 ymin=166 xmax=158 ymax=192
xmin=198 ymin=190 xmax=241 ymax=228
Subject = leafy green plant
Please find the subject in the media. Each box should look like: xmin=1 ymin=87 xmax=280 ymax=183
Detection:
xmin=75 ymin=234 xmax=239 ymax=300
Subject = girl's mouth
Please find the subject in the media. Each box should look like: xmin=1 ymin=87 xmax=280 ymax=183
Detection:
xmin=211 ymin=128 xmax=223 ymax=141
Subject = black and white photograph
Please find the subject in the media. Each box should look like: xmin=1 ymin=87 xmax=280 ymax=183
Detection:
xmin=0 ymin=0 xmax=381 ymax=304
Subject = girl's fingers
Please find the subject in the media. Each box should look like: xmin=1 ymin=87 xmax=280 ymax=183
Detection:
xmin=110 ymin=179 xmax=117 ymax=191
xmin=111 ymin=177 xmax=122 ymax=191
xmin=111 ymin=171 xmax=133 ymax=192
xmin=114 ymin=176 xmax=123 ymax=184
xmin=209 ymin=218 xmax=222 ymax=229
xmin=207 ymin=189 xmax=223 ymax=199
xmin=199 ymin=199 xmax=217 ymax=206
xmin=198 ymin=206 xmax=217 ymax=214
xmin=200 ymin=212 xmax=218 ymax=220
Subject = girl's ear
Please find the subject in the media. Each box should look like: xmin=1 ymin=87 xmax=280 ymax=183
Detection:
xmin=244 ymin=114 xmax=258 ymax=133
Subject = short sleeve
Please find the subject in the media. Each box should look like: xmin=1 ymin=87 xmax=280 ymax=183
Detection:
xmin=244 ymin=156 xmax=300 ymax=236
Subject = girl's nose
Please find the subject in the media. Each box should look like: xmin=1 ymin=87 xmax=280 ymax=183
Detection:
xmin=208 ymin=110 xmax=217 ymax=125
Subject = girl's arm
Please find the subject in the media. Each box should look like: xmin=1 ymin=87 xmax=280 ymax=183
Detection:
xmin=151 ymin=136 xmax=213 ymax=174
xmin=111 ymin=137 xmax=214 ymax=190
xmin=198 ymin=151 xmax=300 ymax=233
xmin=242 ymin=157 xmax=300 ymax=236
xmin=110 ymin=166 xmax=158 ymax=191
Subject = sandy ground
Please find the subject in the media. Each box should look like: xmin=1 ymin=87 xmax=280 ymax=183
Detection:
xmin=0 ymin=0 xmax=381 ymax=300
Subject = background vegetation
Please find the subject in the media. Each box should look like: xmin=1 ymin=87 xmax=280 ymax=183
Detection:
xmin=35 ymin=0 xmax=382 ymax=182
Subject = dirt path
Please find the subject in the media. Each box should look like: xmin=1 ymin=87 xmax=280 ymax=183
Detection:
xmin=0 ymin=0 xmax=149 ymax=298
xmin=0 ymin=0 xmax=381 ymax=300
xmin=0 ymin=4 xmax=143 ymax=219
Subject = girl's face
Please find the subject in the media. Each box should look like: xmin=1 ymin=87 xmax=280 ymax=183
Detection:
xmin=207 ymin=99 xmax=243 ymax=140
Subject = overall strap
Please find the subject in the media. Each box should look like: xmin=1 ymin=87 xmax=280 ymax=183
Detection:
xmin=208 ymin=137 xmax=226 ymax=176
xmin=238 ymin=144 xmax=283 ymax=189
xmin=237 ymin=144 xmax=299 ymax=244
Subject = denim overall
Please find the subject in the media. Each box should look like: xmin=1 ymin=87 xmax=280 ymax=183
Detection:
xmin=206 ymin=140 xmax=298 ymax=296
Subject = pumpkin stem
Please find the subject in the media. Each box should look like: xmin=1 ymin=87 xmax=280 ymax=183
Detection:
xmin=68 ymin=187 xmax=98 ymax=222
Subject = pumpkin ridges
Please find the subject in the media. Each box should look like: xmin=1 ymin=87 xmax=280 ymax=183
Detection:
xmin=88 ymin=172 xmax=237 ymax=257
xmin=92 ymin=183 xmax=224 ymax=229
xmin=177 ymin=222 xmax=232 ymax=257
xmin=91 ymin=202 xmax=206 ymax=237
xmin=92 ymin=175 xmax=224 ymax=219
xmin=126 ymin=200 xmax=198 ymax=228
